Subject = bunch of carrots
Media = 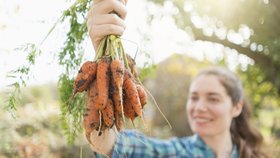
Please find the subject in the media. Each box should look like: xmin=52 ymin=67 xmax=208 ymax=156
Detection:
xmin=72 ymin=35 xmax=147 ymax=143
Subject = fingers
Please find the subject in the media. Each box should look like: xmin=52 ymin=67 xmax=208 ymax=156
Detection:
xmin=87 ymin=0 xmax=128 ymax=51
xmin=88 ymin=24 xmax=125 ymax=50
xmin=92 ymin=13 xmax=126 ymax=28
xmin=89 ymin=24 xmax=125 ymax=41
xmin=93 ymin=24 xmax=125 ymax=39
xmin=87 ymin=12 xmax=126 ymax=41
xmin=92 ymin=0 xmax=127 ymax=19
xmin=94 ymin=0 xmax=127 ymax=6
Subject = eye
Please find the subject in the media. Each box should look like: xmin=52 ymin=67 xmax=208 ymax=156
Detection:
xmin=208 ymin=97 xmax=219 ymax=103
xmin=189 ymin=95 xmax=199 ymax=102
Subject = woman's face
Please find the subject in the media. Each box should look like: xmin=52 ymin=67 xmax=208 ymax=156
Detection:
xmin=187 ymin=75 xmax=241 ymax=137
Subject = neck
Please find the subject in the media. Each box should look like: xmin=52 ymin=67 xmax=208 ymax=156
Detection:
xmin=200 ymin=131 xmax=233 ymax=158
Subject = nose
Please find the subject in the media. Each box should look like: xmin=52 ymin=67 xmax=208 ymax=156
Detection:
xmin=195 ymin=99 xmax=207 ymax=112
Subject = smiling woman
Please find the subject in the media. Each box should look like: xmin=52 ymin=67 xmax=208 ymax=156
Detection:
xmin=187 ymin=74 xmax=243 ymax=138
xmin=187 ymin=67 xmax=267 ymax=158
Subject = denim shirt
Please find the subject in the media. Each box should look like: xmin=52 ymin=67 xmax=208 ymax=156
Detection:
xmin=94 ymin=130 xmax=238 ymax=158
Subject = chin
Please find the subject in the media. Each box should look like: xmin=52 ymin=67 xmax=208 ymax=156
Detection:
xmin=193 ymin=130 xmax=208 ymax=136
xmin=191 ymin=127 xmax=213 ymax=136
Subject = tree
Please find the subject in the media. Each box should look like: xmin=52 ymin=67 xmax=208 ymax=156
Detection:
xmin=148 ymin=0 xmax=280 ymax=95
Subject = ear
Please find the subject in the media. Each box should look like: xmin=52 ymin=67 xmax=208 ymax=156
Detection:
xmin=232 ymin=101 xmax=243 ymax=118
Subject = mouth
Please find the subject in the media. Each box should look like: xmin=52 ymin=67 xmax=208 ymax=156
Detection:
xmin=193 ymin=117 xmax=213 ymax=124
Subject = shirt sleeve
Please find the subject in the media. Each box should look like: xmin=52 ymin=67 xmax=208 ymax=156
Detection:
xmin=111 ymin=130 xmax=186 ymax=158
xmin=93 ymin=131 xmax=239 ymax=158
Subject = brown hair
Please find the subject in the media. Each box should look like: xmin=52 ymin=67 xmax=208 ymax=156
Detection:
xmin=196 ymin=66 xmax=268 ymax=158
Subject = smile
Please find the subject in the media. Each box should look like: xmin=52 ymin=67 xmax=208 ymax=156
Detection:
xmin=193 ymin=117 xmax=213 ymax=123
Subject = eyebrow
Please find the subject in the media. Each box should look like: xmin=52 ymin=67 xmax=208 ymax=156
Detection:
xmin=207 ymin=92 xmax=222 ymax=98
xmin=190 ymin=92 xmax=222 ymax=97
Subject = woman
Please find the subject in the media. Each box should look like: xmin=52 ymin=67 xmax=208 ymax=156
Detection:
xmin=87 ymin=1 xmax=268 ymax=157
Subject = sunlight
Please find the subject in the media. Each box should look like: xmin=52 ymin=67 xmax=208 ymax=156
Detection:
xmin=0 ymin=0 xmax=254 ymax=90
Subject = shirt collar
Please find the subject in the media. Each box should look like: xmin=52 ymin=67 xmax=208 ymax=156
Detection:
xmin=190 ymin=134 xmax=239 ymax=158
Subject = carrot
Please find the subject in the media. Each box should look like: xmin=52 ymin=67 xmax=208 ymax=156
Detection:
xmin=83 ymin=80 xmax=100 ymax=142
xmin=136 ymin=84 xmax=147 ymax=108
xmin=96 ymin=57 xmax=110 ymax=110
xmin=126 ymin=54 xmax=139 ymax=79
xmin=112 ymin=91 xmax=122 ymax=114
xmin=115 ymin=113 xmax=123 ymax=131
xmin=123 ymin=70 xmax=142 ymax=117
xmin=73 ymin=61 xmax=97 ymax=93
xmin=101 ymin=99 xmax=114 ymax=128
xmin=110 ymin=60 xmax=124 ymax=114
xmin=123 ymin=93 xmax=136 ymax=122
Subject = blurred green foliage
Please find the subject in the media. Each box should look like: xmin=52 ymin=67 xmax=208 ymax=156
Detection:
xmin=238 ymin=65 xmax=280 ymax=116
xmin=0 ymin=84 xmax=94 ymax=158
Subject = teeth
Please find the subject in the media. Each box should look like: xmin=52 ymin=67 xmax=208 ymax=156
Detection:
xmin=194 ymin=118 xmax=211 ymax=123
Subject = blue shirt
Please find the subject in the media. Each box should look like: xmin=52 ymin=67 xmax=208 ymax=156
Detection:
xmin=94 ymin=130 xmax=239 ymax=158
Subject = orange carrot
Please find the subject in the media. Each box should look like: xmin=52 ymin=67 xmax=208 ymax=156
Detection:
xmin=136 ymin=84 xmax=147 ymax=108
xmin=123 ymin=93 xmax=136 ymax=122
xmin=126 ymin=54 xmax=139 ymax=79
xmin=73 ymin=61 xmax=97 ymax=93
xmin=110 ymin=60 xmax=124 ymax=114
xmin=123 ymin=70 xmax=142 ymax=117
xmin=96 ymin=57 xmax=110 ymax=110
xmin=115 ymin=113 xmax=123 ymax=131
xmin=83 ymin=80 xmax=100 ymax=142
xmin=101 ymin=99 xmax=114 ymax=128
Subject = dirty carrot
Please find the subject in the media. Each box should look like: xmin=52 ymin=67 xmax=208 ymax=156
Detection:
xmin=96 ymin=57 xmax=110 ymax=110
xmin=123 ymin=93 xmax=136 ymax=122
xmin=115 ymin=113 xmax=123 ymax=131
xmin=101 ymin=99 xmax=114 ymax=128
xmin=123 ymin=70 xmax=142 ymax=117
xmin=136 ymin=84 xmax=147 ymax=108
xmin=73 ymin=61 xmax=97 ymax=93
xmin=126 ymin=54 xmax=139 ymax=79
xmin=110 ymin=59 xmax=124 ymax=114
xmin=83 ymin=80 xmax=100 ymax=142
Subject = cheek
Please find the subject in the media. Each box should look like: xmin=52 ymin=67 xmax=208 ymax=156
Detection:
xmin=208 ymin=105 xmax=225 ymax=115
xmin=209 ymin=106 xmax=233 ymax=125
xmin=186 ymin=102 xmax=193 ymax=120
xmin=186 ymin=102 xmax=192 ymax=114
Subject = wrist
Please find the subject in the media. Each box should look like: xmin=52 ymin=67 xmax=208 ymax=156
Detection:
xmin=88 ymin=128 xmax=117 ymax=157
